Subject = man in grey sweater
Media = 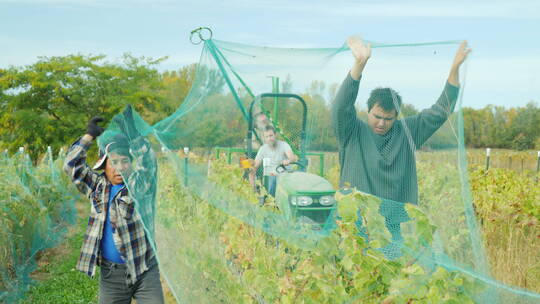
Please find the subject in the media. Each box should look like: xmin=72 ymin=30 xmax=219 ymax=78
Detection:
xmin=332 ymin=37 xmax=471 ymax=206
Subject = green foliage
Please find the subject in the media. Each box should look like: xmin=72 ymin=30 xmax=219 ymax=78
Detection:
xmin=469 ymin=166 xmax=540 ymax=295
xmin=416 ymin=158 xmax=476 ymax=265
xmin=165 ymin=93 xmax=247 ymax=150
xmin=20 ymin=214 xmax=100 ymax=304
xmin=400 ymin=103 xmax=419 ymax=117
xmin=301 ymin=86 xmax=338 ymax=151
xmin=463 ymin=102 xmax=540 ymax=150
xmin=161 ymin=64 xmax=197 ymax=109
xmin=155 ymin=156 xmax=251 ymax=303
xmin=470 ymin=166 xmax=539 ymax=224
xmin=156 ymin=158 xmax=481 ymax=303
xmin=0 ymin=150 xmax=79 ymax=302
xmin=0 ymin=54 xmax=166 ymax=159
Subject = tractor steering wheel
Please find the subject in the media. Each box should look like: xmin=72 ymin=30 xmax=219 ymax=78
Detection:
xmin=275 ymin=161 xmax=305 ymax=174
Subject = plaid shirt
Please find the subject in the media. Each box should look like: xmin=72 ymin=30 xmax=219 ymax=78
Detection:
xmin=63 ymin=136 xmax=157 ymax=285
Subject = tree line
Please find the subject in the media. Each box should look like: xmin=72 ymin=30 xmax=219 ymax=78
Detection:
xmin=463 ymin=104 xmax=540 ymax=151
xmin=1 ymin=54 xmax=538 ymax=160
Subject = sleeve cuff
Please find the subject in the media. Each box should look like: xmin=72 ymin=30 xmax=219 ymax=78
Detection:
xmin=76 ymin=136 xmax=93 ymax=149
xmin=347 ymin=72 xmax=361 ymax=83
xmin=445 ymin=81 xmax=460 ymax=100
xmin=446 ymin=81 xmax=459 ymax=90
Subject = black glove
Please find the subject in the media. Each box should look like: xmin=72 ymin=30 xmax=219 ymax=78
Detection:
xmin=87 ymin=117 xmax=105 ymax=138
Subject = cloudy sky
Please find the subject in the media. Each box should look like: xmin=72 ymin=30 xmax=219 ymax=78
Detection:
xmin=1 ymin=0 xmax=539 ymax=108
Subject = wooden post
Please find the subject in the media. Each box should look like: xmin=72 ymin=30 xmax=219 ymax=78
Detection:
xmin=183 ymin=147 xmax=189 ymax=187
xmin=536 ymin=151 xmax=540 ymax=182
xmin=485 ymin=148 xmax=491 ymax=171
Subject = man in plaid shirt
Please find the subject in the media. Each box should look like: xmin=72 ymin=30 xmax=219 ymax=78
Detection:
xmin=64 ymin=110 xmax=164 ymax=303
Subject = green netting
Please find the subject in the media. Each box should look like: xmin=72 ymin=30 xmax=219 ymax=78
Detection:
xmin=0 ymin=148 xmax=78 ymax=302
xmin=98 ymin=36 xmax=540 ymax=303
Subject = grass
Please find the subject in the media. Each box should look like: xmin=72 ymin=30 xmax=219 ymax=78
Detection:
xmin=469 ymin=167 xmax=540 ymax=293
xmin=482 ymin=219 xmax=540 ymax=293
xmin=20 ymin=204 xmax=100 ymax=304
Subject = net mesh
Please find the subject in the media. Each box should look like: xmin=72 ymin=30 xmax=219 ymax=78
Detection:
xmin=92 ymin=36 xmax=540 ymax=303
xmin=0 ymin=148 xmax=78 ymax=302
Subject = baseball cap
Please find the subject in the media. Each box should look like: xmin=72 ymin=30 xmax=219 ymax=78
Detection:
xmin=93 ymin=134 xmax=131 ymax=170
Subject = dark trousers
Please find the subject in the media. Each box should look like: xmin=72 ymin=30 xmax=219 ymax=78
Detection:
xmin=263 ymin=175 xmax=277 ymax=197
xmin=99 ymin=259 xmax=164 ymax=304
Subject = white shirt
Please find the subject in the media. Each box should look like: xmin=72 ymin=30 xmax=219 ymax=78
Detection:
xmin=255 ymin=140 xmax=293 ymax=176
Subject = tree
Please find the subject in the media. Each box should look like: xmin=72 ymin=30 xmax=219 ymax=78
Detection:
xmin=462 ymin=102 xmax=540 ymax=149
xmin=301 ymin=80 xmax=338 ymax=151
xmin=508 ymin=102 xmax=540 ymax=150
xmin=0 ymin=54 xmax=165 ymax=160
xmin=160 ymin=64 xmax=198 ymax=118
xmin=400 ymin=103 xmax=418 ymax=117
xmin=281 ymin=74 xmax=293 ymax=94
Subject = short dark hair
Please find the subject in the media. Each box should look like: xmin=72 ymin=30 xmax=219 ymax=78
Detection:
xmin=367 ymin=87 xmax=402 ymax=114
xmin=264 ymin=125 xmax=276 ymax=134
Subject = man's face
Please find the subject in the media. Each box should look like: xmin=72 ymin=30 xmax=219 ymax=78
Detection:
xmin=263 ymin=130 xmax=277 ymax=147
xmin=367 ymin=104 xmax=397 ymax=135
xmin=105 ymin=152 xmax=131 ymax=185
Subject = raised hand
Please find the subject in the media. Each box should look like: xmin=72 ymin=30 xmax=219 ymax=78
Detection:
xmin=452 ymin=40 xmax=472 ymax=68
xmin=87 ymin=117 xmax=105 ymax=139
xmin=348 ymin=36 xmax=371 ymax=64
xmin=448 ymin=40 xmax=472 ymax=86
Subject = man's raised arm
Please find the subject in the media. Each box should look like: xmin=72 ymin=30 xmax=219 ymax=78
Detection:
xmin=332 ymin=37 xmax=371 ymax=144
xmin=348 ymin=36 xmax=371 ymax=81
xmin=63 ymin=117 xmax=104 ymax=198
xmin=405 ymin=41 xmax=472 ymax=147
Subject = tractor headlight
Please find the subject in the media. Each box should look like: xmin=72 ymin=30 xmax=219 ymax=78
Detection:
xmin=291 ymin=196 xmax=313 ymax=207
xmin=319 ymin=195 xmax=336 ymax=206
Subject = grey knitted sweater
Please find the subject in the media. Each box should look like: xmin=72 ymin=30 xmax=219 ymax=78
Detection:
xmin=332 ymin=73 xmax=459 ymax=204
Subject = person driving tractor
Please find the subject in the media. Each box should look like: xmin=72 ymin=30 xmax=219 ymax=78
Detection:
xmin=249 ymin=125 xmax=298 ymax=196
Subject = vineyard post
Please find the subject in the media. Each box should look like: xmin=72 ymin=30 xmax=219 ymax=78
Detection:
xmin=536 ymin=151 xmax=540 ymax=182
xmin=485 ymin=148 xmax=491 ymax=171
xmin=183 ymin=147 xmax=189 ymax=187
xmin=1 ymin=149 xmax=7 ymax=164
xmin=19 ymin=147 xmax=25 ymax=166
xmin=47 ymin=146 xmax=52 ymax=162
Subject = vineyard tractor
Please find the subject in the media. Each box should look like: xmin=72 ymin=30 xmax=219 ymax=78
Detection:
xmin=247 ymin=93 xmax=337 ymax=228
xmin=274 ymin=163 xmax=336 ymax=228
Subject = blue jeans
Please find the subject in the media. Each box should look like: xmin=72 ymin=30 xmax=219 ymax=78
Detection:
xmin=99 ymin=258 xmax=164 ymax=304
xmin=263 ymin=175 xmax=277 ymax=197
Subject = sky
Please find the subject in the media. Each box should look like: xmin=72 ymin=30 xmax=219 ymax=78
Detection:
xmin=1 ymin=0 xmax=539 ymax=109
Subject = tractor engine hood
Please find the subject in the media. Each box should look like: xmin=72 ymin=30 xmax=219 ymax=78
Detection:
xmin=277 ymin=172 xmax=334 ymax=194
